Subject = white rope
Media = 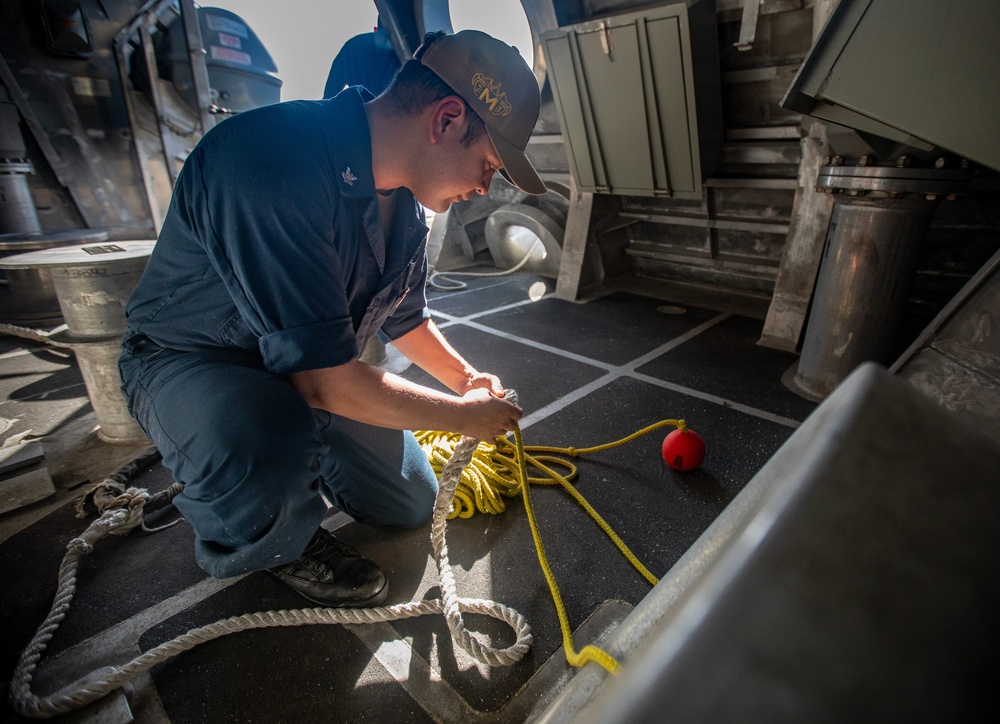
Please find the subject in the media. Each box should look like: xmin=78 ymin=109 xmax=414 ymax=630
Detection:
xmin=0 ymin=323 xmax=71 ymax=347
xmin=9 ymin=398 xmax=532 ymax=719
xmin=428 ymin=238 xmax=542 ymax=291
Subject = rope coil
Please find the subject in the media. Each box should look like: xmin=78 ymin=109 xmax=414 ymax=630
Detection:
xmin=418 ymin=417 xmax=691 ymax=675
xmin=10 ymin=388 xmax=687 ymax=717
xmin=9 ymin=406 xmax=533 ymax=719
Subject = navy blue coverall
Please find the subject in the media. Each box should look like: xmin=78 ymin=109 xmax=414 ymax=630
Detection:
xmin=119 ymin=88 xmax=439 ymax=578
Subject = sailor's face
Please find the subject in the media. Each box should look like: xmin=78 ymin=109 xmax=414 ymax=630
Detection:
xmin=419 ymin=133 xmax=501 ymax=214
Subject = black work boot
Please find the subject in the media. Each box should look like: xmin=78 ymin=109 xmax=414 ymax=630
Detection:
xmin=268 ymin=527 xmax=388 ymax=608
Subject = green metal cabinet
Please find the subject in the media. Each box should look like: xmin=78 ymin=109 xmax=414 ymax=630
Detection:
xmin=541 ymin=0 xmax=722 ymax=199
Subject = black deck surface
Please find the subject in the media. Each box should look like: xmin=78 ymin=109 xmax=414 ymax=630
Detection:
xmin=0 ymin=274 xmax=814 ymax=723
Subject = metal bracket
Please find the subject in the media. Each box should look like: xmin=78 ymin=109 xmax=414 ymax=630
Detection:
xmin=599 ymin=21 xmax=614 ymax=57
xmin=178 ymin=0 xmax=216 ymax=136
xmin=734 ymin=0 xmax=762 ymax=51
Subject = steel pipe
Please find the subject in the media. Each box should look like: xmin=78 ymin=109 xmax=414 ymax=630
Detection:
xmin=792 ymin=194 xmax=937 ymax=400
xmin=790 ymin=160 xmax=974 ymax=401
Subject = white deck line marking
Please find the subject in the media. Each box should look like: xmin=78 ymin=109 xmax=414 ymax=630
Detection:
xmin=515 ymin=313 xmax=728 ymax=428
xmin=38 ymin=510 xmax=357 ymax=669
xmin=427 ymin=277 xmax=518 ymax=301
xmin=429 ymin=297 xmax=538 ymax=329
xmin=630 ymin=372 xmax=801 ymax=428
xmin=460 ymin=296 xmax=540 ymax=321
xmin=455 ymin=317 xmax=617 ymax=371
xmin=349 ymin=623 xmax=483 ymax=722
xmin=517 ymin=371 xmax=615 ymax=430
xmin=438 ymin=310 xmax=730 ymax=374
xmin=431 ymin=307 xmax=801 ymax=429
xmin=42 ymin=578 xmax=476 ymax=723
xmin=40 ymin=575 xmax=244 ymax=671
xmin=625 ymin=312 xmax=732 ymax=367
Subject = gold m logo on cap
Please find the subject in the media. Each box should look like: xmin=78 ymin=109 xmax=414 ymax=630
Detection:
xmin=472 ymin=73 xmax=512 ymax=117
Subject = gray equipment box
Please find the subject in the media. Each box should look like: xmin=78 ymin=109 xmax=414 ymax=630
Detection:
xmin=781 ymin=0 xmax=1000 ymax=172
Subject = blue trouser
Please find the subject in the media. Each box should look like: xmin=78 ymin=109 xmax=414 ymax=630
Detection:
xmin=119 ymin=341 xmax=438 ymax=578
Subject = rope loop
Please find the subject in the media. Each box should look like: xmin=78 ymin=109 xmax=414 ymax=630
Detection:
xmin=11 ymin=388 xmax=687 ymax=716
xmin=416 ymin=415 xmax=692 ymax=674
xmin=10 ymin=402 xmax=534 ymax=718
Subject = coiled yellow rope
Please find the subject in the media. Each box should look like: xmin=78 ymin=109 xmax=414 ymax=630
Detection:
xmin=415 ymin=418 xmax=689 ymax=675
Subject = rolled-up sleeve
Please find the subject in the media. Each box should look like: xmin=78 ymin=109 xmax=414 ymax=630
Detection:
xmin=260 ymin=319 xmax=357 ymax=373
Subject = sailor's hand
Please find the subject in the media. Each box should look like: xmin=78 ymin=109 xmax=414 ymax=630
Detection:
xmin=460 ymin=387 xmax=522 ymax=440
xmin=457 ymin=371 xmax=505 ymax=398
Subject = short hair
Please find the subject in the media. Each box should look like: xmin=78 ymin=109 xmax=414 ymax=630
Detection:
xmin=382 ymin=50 xmax=487 ymax=148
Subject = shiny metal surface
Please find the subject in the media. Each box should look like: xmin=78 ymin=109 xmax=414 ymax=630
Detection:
xmin=0 ymin=164 xmax=40 ymax=234
xmin=0 ymin=241 xmax=153 ymax=442
xmin=51 ymin=332 xmax=147 ymax=443
xmin=0 ymin=230 xmax=110 ymax=324
xmin=816 ymin=163 xmax=972 ymax=197
xmin=0 ymin=241 xmax=154 ymax=339
xmin=485 ymin=203 xmax=564 ymax=278
xmin=793 ymin=195 xmax=936 ymax=399
xmin=892 ymin=246 xmax=1000 ymax=445
xmin=574 ymin=363 xmax=1000 ymax=723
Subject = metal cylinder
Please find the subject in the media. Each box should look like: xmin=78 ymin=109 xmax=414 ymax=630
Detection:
xmin=45 ymin=250 xmax=151 ymax=339
xmin=484 ymin=202 xmax=565 ymax=278
xmin=0 ymin=229 xmax=110 ymax=324
xmin=53 ymin=333 xmax=148 ymax=442
xmin=0 ymin=162 xmax=42 ymax=234
xmin=0 ymin=241 xmax=154 ymax=442
xmin=793 ymin=194 xmax=937 ymax=400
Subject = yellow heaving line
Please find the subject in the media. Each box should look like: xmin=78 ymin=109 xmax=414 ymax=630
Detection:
xmin=416 ymin=419 xmax=688 ymax=675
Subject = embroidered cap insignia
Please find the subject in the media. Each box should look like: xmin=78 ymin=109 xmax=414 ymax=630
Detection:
xmin=471 ymin=73 xmax=512 ymax=117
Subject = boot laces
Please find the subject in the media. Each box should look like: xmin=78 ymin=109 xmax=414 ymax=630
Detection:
xmin=304 ymin=528 xmax=358 ymax=569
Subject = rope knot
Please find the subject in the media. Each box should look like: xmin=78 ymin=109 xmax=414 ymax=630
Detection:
xmin=90 ymin=495 xmax=149 ymax=538
xmin=67 ymin=537 xmax=92 ymax=555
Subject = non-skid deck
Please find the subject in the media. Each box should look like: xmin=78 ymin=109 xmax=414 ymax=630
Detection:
xmin=0 ymin=274 xmax=814 ymax=723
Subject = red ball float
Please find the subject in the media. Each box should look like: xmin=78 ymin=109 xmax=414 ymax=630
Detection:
xmin=661 ymin=428 xmax=706 ymax=472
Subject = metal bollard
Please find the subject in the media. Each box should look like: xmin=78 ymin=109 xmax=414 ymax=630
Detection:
xmin=0 ymin=229 xmax=109 ymax=324
xmin=0 ymin=241 xmax=155 ymax=442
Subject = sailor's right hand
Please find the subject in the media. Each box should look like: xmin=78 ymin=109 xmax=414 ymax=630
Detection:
xmin=459 ymin=388 xmax=523 ymax=440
